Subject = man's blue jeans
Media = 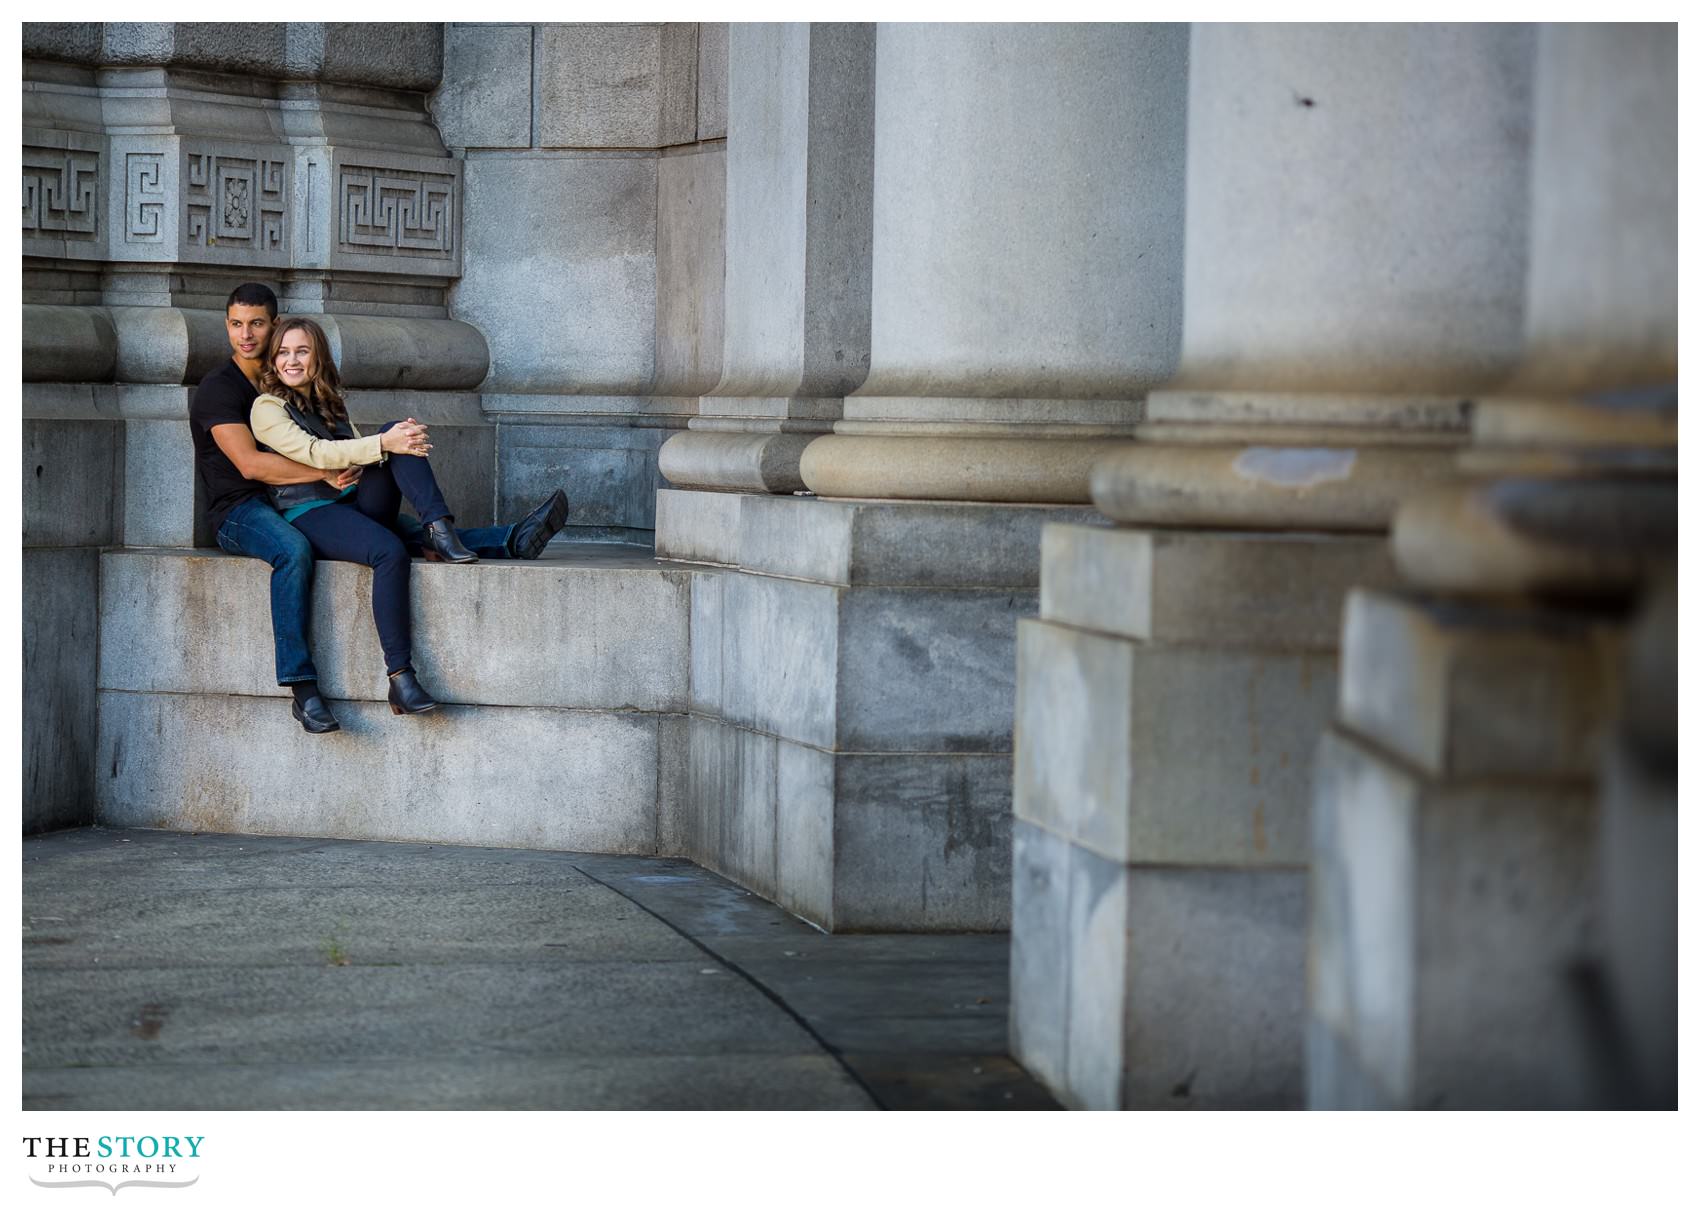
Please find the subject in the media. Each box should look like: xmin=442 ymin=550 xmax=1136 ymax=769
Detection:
xmin=215 ymin=495 xmax=318 ymax=685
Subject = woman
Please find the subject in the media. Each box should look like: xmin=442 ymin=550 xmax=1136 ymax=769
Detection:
xmin=248 ymin=316 xmax=528 ymax=718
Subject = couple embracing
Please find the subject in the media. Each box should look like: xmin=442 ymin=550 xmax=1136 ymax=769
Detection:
xmin=191 ymin=283 xmax=570 ymax=735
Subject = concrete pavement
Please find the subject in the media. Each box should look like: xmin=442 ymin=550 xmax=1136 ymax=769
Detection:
xmin=22 ymin=828 xmax=1057 ymax=1110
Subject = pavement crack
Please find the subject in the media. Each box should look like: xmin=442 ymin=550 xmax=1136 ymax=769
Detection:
xmin=565 ymin=861 xmax=888 ymax=1110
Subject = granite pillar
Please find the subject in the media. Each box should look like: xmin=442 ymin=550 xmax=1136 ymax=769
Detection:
xmin=1310 ymin=23 xmax=1675 ymax=1109
xmin=658 ymin=22 xmax=874 ymax=495
xmin=798 ymin=22 xmax=1188 ymax=503
xmin=1013 ymin=23 xmax=1537 ymax=1109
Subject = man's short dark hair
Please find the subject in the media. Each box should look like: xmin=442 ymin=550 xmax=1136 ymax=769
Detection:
xmin=226 ymin=282 xmax=278 ymax=318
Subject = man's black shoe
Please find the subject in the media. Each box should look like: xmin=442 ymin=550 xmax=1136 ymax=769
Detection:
xmin=423 ymin=518 xmax=478 ymax=563
xmin=510 ymin=488 xmax=570 ymax=559
xmin=291 ymin=693 xmax=341 ymax=734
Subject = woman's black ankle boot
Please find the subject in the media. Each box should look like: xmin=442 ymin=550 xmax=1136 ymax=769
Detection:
xmin=423 ymin=518 xmax=477 ymax=563
xmin=387 ymin=668 xmax=438 ymax=715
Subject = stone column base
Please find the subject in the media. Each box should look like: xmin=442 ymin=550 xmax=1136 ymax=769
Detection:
xmin=1308 ymin=589 xmax=1618 ymax=1108
xmin=1010 ymin=523 xmax=1396 ymax=1108
xmin=656 ymin=487 xmax=1104 ymax=930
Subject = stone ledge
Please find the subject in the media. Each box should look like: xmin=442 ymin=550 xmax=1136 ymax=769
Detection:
xmin=99 ymin=547 xmax=691 ymax=712
xmin=98 ymin=692 xmax=682 ymax=855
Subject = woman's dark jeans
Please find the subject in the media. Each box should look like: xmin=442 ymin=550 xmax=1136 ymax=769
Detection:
xmin=289 ymin=427 xmax=462 ymax=676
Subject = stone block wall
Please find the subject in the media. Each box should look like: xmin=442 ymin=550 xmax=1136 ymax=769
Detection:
xmin=96 ymin=550 xmax=691 ymax=852
xmin=437 ymin=23 xmax=728 ymax=541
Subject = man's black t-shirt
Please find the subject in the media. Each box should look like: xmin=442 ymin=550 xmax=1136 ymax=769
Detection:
xmin=191 ymin=358 xmax=264 ymax=533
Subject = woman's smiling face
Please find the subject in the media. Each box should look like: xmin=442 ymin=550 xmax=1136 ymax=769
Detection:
xmin=274 ymin=327 xmax=315 ymax=389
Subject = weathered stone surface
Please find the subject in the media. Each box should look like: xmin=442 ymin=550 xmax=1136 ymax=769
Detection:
xmin=1144 ymin=390 xmax=1475 ymax=433
xmin=23 ymin=419 xmax=121 ymax=548
xmin=1179 ymin=23 xmax=1534 ymax=393
xmin=452 ymin=155 xmax=656 ymax=393
xmin=108 ymin=306 xmax=228 ymax=386
xmin=657 ymin=431 xmax=815 ymax=495
xmin=836 ymin=587 xmax=1031 ymax=752
xmin=716 ymin=22 xmax=874 ymax=401
xmin=495 ymin=420 xmax=672 ymax=537
xmin=24 ymin=548 xmax=100 ymax=833
xmin=537 ymin=23 xmax=697 ymax=149
xmin=684 ymin=717 xmax=1011 ymax=933
xmin=697 ymin=569 xmax=1031 ymax=754
xmin=1015 ymin=619 xmax=1333 ymax=867
xmin=655 ymin=146 xmax=726 ymax=396
xmin=802 ymin=435 xmax=1129 ymax=505
xmin=655 ymin=490 xmax=741 ymax=569
xmin=683 ymin=717 xmax=1013 ymax=938
xmin=859 ymin=23 xmax=1186 ymax=398
xmin=1338 ymin=589 xmax=1620 ymax=780
xmin=1010 ymin=821 xmax=1305 ymax=1109
xmin=707 ymin=571 xmax=837 ymax=747
xmin=98 ymin=692 xmax=668 ymax=853
xmin=697 ymin=22 xmax=728 ymax=140
xmin=23 ymin=23 xmax=103 ymax=64
xmin=1472 ymin=392 xmax=1677 ymax=453
xmin=1516 ymin=23 xmax=1676 ymax=393
xmin=318 ymin=316 xmax=489 ymax=391
xmin=1040 ymin=524 xmax=1394 ymax=649
xmin=1597 ymin=738 xmax=1677 ymax=1107
xmin=433 ymin=24 xmax=533 ymax=150
xmin=63 ymin=22 xmax=442 ymax=88
xmin=773 ymin=738 xmax=834 ymax=928
xmin=308 ymin=23 xmax=443 ymax=91
xmin=1391 ymin=477 xmax=1677 ymax=597
xmin=22 ymin=304 xmax=116 ymax=382
xmin=1308 ymin=728 xmax=1597 ymax=1109
xmin=657 ymin=489 xmax=1101 ymax=589
xmin=687 ymin=715 xmax=780 ymax=900
xmin=829 ymin=750 xmax=1012 ymax=931
xmin=122 ymin=418 xmax=198 ymax=547
xmin=99 ymin=550 xmax=690 ymax=712
xmin=1091 ymin=443 xmax=1460 ymax=531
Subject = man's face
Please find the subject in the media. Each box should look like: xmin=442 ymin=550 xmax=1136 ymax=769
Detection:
xmin=226 ymin=304 xmax=274 ymax=362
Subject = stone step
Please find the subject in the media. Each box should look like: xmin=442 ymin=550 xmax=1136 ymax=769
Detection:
xmin=95 ymin=545 xmax=691 ymax=853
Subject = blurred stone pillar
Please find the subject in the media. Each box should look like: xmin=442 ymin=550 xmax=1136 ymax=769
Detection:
xmin=798 ymin=22 xmax=1188 ymax=501
xmin=658 ymin=22 xmax=874 ymax=495
xmin=1012 ymin=23 xmax=1534 ymax=1108
xmin=1309 ymin=23 xmax=1676 ymax=1108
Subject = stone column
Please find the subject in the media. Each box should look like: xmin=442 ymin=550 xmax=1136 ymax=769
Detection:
xmin=1011 ymin=23 xmax=1535 ymax=1108
xmin=656 ymin=23 xmax=1186 ymax=929
xmin=1308 ymin=22 xmax=1676 ymax=1108
xmin=658 ymin=22 xmax=874 ymax=495
xmin=798 ymin=22 xmax=1187 ymax=502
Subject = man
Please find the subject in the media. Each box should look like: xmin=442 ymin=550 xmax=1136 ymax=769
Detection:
xmin=192 ymin=282 xmax=571 ymax=734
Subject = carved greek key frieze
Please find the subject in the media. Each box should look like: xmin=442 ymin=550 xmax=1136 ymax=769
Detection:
xmin=125 ymin=153 xmax=166 ymax=242
xmin=184 ymin=152 xmax=286 ymax=251
xmin=338 ymin=167 xmax=455 ymax=257
xmin=22 ymin=147 xmax=99 ymax=238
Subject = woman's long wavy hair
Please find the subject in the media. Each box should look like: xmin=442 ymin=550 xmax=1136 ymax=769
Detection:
xmin=259 ymin=317 xmax=348 ymax=429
